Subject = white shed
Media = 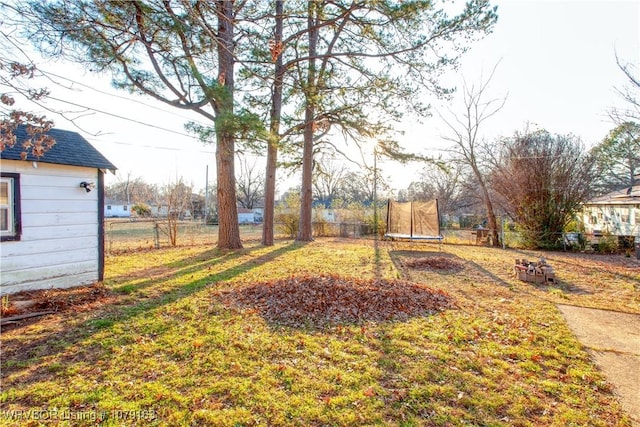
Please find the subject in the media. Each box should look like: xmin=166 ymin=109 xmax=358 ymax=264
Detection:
xmin=1 ymin=126 xmax=116 ymax=295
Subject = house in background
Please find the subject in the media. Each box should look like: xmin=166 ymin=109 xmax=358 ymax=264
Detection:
xmin=582 ymin=185 xmax=640 ymax=241
xmin=149 ymin=204 xmax=169 ymax=218
xmin=237 ymin=208 xmax=255 ymax=224
xmin=251 ymin=206 xmax=264 ymax=223
xmin=1 ymin=126 xmax=116 ymax=295
xmin=104 ymin=198 xmax=131 ymax=218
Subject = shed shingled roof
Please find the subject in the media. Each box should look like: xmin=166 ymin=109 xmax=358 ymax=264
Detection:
xmin=1 ymin=125 xmax=116 ymax=172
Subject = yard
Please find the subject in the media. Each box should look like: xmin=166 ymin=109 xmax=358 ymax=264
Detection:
xmin=1 ymin=238 xmax=638 ymax=426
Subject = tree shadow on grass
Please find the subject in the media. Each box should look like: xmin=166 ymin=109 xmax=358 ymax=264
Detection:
xmin=544 ymin=253 xmax=640 ymax=290
xmin=374 ymin=236 xmax=383 ymax=281
xmin=531 ymin=278 xmax=594 ymax=296
xmin=0 ymin=241 xmax=304 ymax=386
xmin=2 ymin=244 xmax=276 ymax=332
xmin=105 ymin=246 xmax=241 ymax=285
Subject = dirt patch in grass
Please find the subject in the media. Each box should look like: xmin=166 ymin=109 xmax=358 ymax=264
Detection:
xmin=218 ymin=273 xmax=456 ymax=327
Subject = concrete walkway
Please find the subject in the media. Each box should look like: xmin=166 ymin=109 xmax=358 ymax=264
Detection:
xmin=558 ymin=305 xmax=640 ymax=426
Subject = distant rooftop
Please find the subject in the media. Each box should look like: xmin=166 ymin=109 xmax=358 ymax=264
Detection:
xmin=585 ymin=185 xmax=640 ymax=205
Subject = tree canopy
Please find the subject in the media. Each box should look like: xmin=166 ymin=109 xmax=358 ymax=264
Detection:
xmin=289 ymin=0 xmax=498 ymax=240
xmin=11 ymin=0 xmax=499 ymax=248
xmin=591 ymin=121 xmax=640 ymax=193
xmin=16 ymin=0 xmax=252 ymax=248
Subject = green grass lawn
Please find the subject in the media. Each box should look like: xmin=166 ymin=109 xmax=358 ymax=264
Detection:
xmin=1 ymin=239 xmax=638 ymax=426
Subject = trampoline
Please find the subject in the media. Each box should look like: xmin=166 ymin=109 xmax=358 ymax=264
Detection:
xmin=384 ymin=199 xmax=444 ymax=247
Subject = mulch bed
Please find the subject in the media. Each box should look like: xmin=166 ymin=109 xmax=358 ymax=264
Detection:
xmin=403 ymin=256 xmax=465 ymax=272
xmin=218 ymin=274 xmax=456 ymax=327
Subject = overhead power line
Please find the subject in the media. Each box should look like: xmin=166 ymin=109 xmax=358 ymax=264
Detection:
xmin=87 ymin=136 xmax=214 ymax=154
xmin=0 ymin=54 xmax=212 ymax=140
xmin=45 ymin=94 xmax=200 ymax=140
xmin=87 ymin=137 xmax=270 ymax=161
xmin=39 ymin=68 xmax=211 ymax=127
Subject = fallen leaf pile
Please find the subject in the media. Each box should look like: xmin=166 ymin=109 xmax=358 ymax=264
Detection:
xmin=404 ymin=256 xmax=465 ymax=272
xmin=1 ymin=284 xmax=112 ymax=318
xmin=218 ymin=274 xmax=455 ymax=326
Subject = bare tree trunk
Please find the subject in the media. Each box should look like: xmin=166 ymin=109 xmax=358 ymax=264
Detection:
xmin=477 ymin=169 xmax=500 ymax=246
xmin=216 ymin=0 xmax=242 ymax=250
xmin=466 ymin=161 xmax=500 ymax=247
xmin=262 ymin=0 xmax=284 ymax=246
xmin=298 ymin=1 xmax=318 ymax=242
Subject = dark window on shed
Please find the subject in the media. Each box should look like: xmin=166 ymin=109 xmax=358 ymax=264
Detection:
xmin=0 ymin=173 xmax=21 ymax=241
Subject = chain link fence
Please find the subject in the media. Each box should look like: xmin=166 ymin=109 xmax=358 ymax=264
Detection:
xmin=105 ymin=219 xmax=381 ymax=253
xmin=105 ymin=219 xmax=264 ymax=253
xmin=105 ymin=219 xmax=638 ymax=256
xmin=442 ymin=227 xmax=638 ymax=255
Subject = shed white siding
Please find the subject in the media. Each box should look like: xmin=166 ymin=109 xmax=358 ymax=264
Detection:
xmin=0 ymin=160 xmax=100 ymax=294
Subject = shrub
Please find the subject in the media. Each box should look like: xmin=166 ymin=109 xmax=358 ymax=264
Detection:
xmin=276 ymin=213 xmax=298 ymax=238
xmin=131 ymin=203 xmax=151 ymax=217
xmin=595 ymin=233 xmax=618 ymax=254
xmin=313 ymin=217 xmax=331 ymax=237
xmin=363 ymin=211 xmax=386 ymax=238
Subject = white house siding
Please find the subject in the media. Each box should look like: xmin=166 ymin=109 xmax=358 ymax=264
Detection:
xmin=0 ymin=161 xmax=100 ymax=294
xmin=105 ymin=203 xmax=131 ymax=218
xmin=238 ymin=212 xmax=254 ymax=224
xmin=583 ymin=204 xmax=639 ymax=237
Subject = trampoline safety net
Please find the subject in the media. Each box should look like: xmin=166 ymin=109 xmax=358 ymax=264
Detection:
xmin=385 ymin=199 xmax=442 ymax=241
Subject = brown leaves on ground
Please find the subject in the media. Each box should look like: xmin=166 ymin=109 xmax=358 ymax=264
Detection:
xmin=403 ymin=256 xmax=465 ymax=272
xmin=218 ymin=274 xmax=455 ymax=327
xmin=1 ymin=284 xmax=113 ymax=319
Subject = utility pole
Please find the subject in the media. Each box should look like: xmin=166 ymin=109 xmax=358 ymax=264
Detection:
xmin=204 ymin=165 xmax=209 ymax=224
xmin=373 ymin=146 xmax=378 ymax=240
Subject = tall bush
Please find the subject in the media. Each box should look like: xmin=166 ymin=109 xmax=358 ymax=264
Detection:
xmin=490 ymin=129 xmax=594 ymax=249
